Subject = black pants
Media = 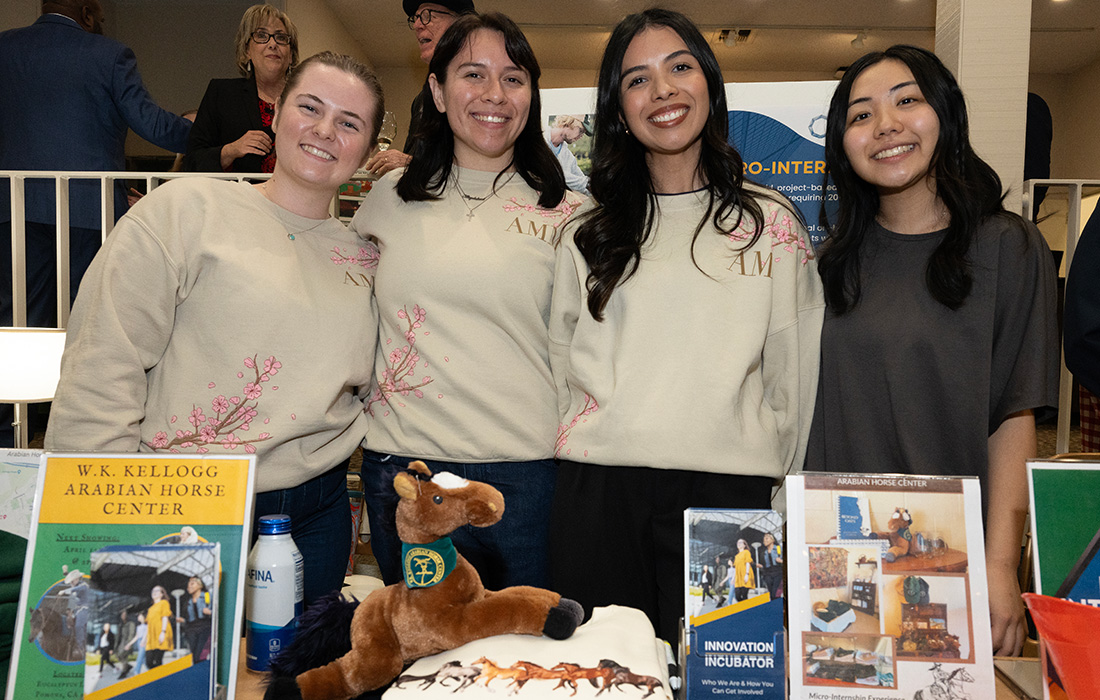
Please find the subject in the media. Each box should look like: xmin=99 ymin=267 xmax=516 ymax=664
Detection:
xmin=549 ymin=461 xmax=773 ymax=646
xmin=99 ymin=645 xmax=115 ymax=671
xmin=146 ymin=649 xmax=165 ymax=668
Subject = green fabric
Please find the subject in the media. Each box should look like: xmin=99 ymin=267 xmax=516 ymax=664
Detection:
xmin=0 ymin=532 xmax=26 ymax=691
xmin=0 ymin=531 xmax=27 ymax=579
xmin=402 ymin=537 xmax=458 ymax=588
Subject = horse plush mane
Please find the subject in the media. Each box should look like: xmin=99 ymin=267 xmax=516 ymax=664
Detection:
xmin=266 ymin=461 xmax=583 ymax=700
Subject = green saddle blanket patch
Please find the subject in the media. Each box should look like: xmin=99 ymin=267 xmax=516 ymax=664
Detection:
xmin=402 ymin=537 xmax=458 ymax=588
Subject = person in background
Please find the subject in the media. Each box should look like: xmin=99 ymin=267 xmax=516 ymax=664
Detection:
xmin=183 ymin=4 xmax=299 ymax=173
xmin=119 ymin=612 xmax=147 ymax=678
xmin=177 ymin=576 xmax=212 ymax=661
xmin=352 ymin=12 xmax=581 ymax=591
xmin=97 ymin=622 xmax=116 ymax=673
xmin=547 ymin=8 xmax=823 ymax=646
xmin=545 ymin=114 xmax=590 ymax=195
xmin=144 ymin=586 xmax=173 ymax=669
xmin=758 ymin=532 xmax=783 ymax=599
xmin=1064 ymin=205 xmax=1100 ymax=452
xmin=0 ymin=0 xmax=192 ymax=444
xmin=45 ymin=52 xmax=385 ymax=607
xmin=807 ymin=45 xmax=1058 ymax=657
xmin=732 ymin=539 xmax=755 ymax=602
xmin=113 ymin=609 xmax=135 ymax=668
xmin=363 ymin=0 xmax=474 ymax=177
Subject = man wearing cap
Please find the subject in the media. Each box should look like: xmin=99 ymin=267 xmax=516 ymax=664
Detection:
xmin=364 ymin=0 xmax=475 ymax=177
xmin=546 ymin=114 xmax=590 ymax=196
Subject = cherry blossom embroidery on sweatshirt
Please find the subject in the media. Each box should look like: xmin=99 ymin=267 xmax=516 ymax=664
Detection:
xmin=727 ymin=208 xmax=814 ymax=265
xmin=367 ymin=304 xmax=435 ymax=416
xmin=330 ymin=245 xmax=379 ymax=268
xmin=555 ymin=393 xmax=598 ymax=458
xmin=502 ymin=194 xmax=581 ymax=225
xmin=147 ymin=354 xmax=278 ymax=454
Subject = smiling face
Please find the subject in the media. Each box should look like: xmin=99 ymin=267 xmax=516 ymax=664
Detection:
xmin=429 ymin=29 xmax=532 ymax=172
xmin=842 ymin=58 xmax=941 ymax=200
xmin=247 ymin=18 xmax=292 ymax=82
xmin=272 ymin=62 xmax=378 ymax=193
xmin=619 ymin=27 xmax=709 ymax=175
xmin=412 ymin=2 xmax=459 ymax=64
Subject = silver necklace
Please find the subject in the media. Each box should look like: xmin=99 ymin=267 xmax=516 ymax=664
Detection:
xmin=260 ymin=183 xmax=331 ymax=240
xmin=452 ymin=172 xmax=517 ymax=222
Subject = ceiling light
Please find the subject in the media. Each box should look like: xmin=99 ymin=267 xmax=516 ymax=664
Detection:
xmin=719 ymin=28 xmax=753 ymax=48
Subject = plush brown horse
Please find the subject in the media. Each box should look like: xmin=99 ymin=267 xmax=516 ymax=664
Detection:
xmin=267 ymin=461 xmax=582 ymax=700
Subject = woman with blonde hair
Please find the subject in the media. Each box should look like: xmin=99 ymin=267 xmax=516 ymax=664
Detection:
xmin=184 ymin=4 xmax=300 ymax=172
xmin=144 ymin=586 xmax=173 ymax=669
xmin=48 ymin=52 xmax=385 ymax=606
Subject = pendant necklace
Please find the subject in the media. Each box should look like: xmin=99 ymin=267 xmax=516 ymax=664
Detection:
xmin=452 ymin=172 xmax=517 ymax=222
xmin=260 ymin=183 xmax=331 ymax=240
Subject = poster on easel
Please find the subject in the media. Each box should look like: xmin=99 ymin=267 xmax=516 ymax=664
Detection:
xmin=786 ymin=473 xmax=994 ymax=699
xmin=540 ymin=81 xmax=837 ymax=245
xmin=1027 ymin=459 xmax=1100 ymax=700
xmin=5 ymin=453 xmax=255 ymax=700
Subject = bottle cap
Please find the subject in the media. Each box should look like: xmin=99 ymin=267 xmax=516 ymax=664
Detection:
xmin=257 ymin=514 xmax=292 ymax=535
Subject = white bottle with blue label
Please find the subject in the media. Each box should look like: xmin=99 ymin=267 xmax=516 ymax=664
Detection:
xmin=245 ymin=514 xmax=304 ymax=672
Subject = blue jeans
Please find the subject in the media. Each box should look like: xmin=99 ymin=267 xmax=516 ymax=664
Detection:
xmin=254 ymin=460 xmax=351 ymax=607
xmin=361 ymin=452 xmax=555 ymax=590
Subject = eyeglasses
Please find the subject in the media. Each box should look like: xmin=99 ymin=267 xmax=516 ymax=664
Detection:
xmin=407 ymin=8 xmax=454 ymax=29
xmin=250 ymin=29 xmax=291 ymax=46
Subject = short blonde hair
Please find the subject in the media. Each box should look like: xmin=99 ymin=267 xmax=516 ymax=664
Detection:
xmin=552 ymin=114 xmax=584 ymax=131
xmin=235 ymin=4 xmax=300 ymax=78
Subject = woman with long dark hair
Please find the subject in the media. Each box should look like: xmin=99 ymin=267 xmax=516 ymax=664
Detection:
xmin=807 ymin=45 xmax=1058 ymax=655
xmin=547 ymin=8 xmax=822 ymax=644
xmin=351 ymin=12 xmax=583 ymax=591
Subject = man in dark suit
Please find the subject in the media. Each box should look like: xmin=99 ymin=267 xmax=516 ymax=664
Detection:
xmin=0 ymin=0 xmax=192 ymax=324
xmin=0 ymin=0 xmax=191 ymax=444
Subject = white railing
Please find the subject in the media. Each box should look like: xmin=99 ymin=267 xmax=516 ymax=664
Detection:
xmin=3 ymin=170 xmax=271 ymax=329
xmin=1023 ymin=179 xmax=1100 ymax=455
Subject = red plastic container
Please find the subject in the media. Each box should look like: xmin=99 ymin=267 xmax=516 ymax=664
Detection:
xmin=1022 ymin=592 xmax=1100 ymax=699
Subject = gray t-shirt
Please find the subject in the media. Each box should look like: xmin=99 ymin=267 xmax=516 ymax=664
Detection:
xmin=806 ymin=215 xmax=1058 ymax=513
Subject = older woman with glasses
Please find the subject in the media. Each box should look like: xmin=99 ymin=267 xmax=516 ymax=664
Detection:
xmin=183 ymin=4 xmax=299 ymax=173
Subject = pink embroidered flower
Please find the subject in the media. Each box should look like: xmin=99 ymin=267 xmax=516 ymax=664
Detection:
xmin=244 ymin=382 xmax=262 ymax=400
xmin=245 ymin=444 xmax=257 ymax=454
xmin=244 ymin=357 xmax=256 ymax=369
xmin=221 ymin=434 xmax=241 ymax=449
xmin=151 ymin=431 xmax=169 ymax=449
xmin=199 ymin=426 xmax=217 ymax=443
xmin=263 ymin=356 xmax=281 ymax=376
xmin=212 ymin=395 xmax=229 ymax=413
xmin=189 ymin=407 xmax=206 ymax=428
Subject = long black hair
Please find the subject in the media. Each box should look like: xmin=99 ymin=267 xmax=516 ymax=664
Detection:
xmin=818 ymin=44 xmax=1012 ymax=314
xmin=572 ymin=8 xmax=768 ymax=321
xmin=396 ymin=12 xmax=566 ymax=208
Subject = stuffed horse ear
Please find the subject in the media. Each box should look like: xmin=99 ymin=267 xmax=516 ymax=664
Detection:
xmin=394 ymin=460 xmax=434 ymax=499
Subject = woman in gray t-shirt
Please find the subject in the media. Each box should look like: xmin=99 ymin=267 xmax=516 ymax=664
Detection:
xmin=808 ymin=45 xmax=1058 ymax=657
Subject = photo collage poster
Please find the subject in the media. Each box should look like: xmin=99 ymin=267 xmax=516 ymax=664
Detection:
xmin=7 ymin=453 xmax=255 ymax=700
xmin=786 ymin=473 xmax=994 ymax=699
xmin=540 ymin=81 xmax=837 ymax=245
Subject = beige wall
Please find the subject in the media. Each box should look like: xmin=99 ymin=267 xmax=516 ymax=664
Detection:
xmin=286 ymin=0 xmax=371 ymax=66
xmin=1032 ymin=57 xmax=1100 ymax=181
xmin=0 ymin=0 xmax=37 ymax=31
